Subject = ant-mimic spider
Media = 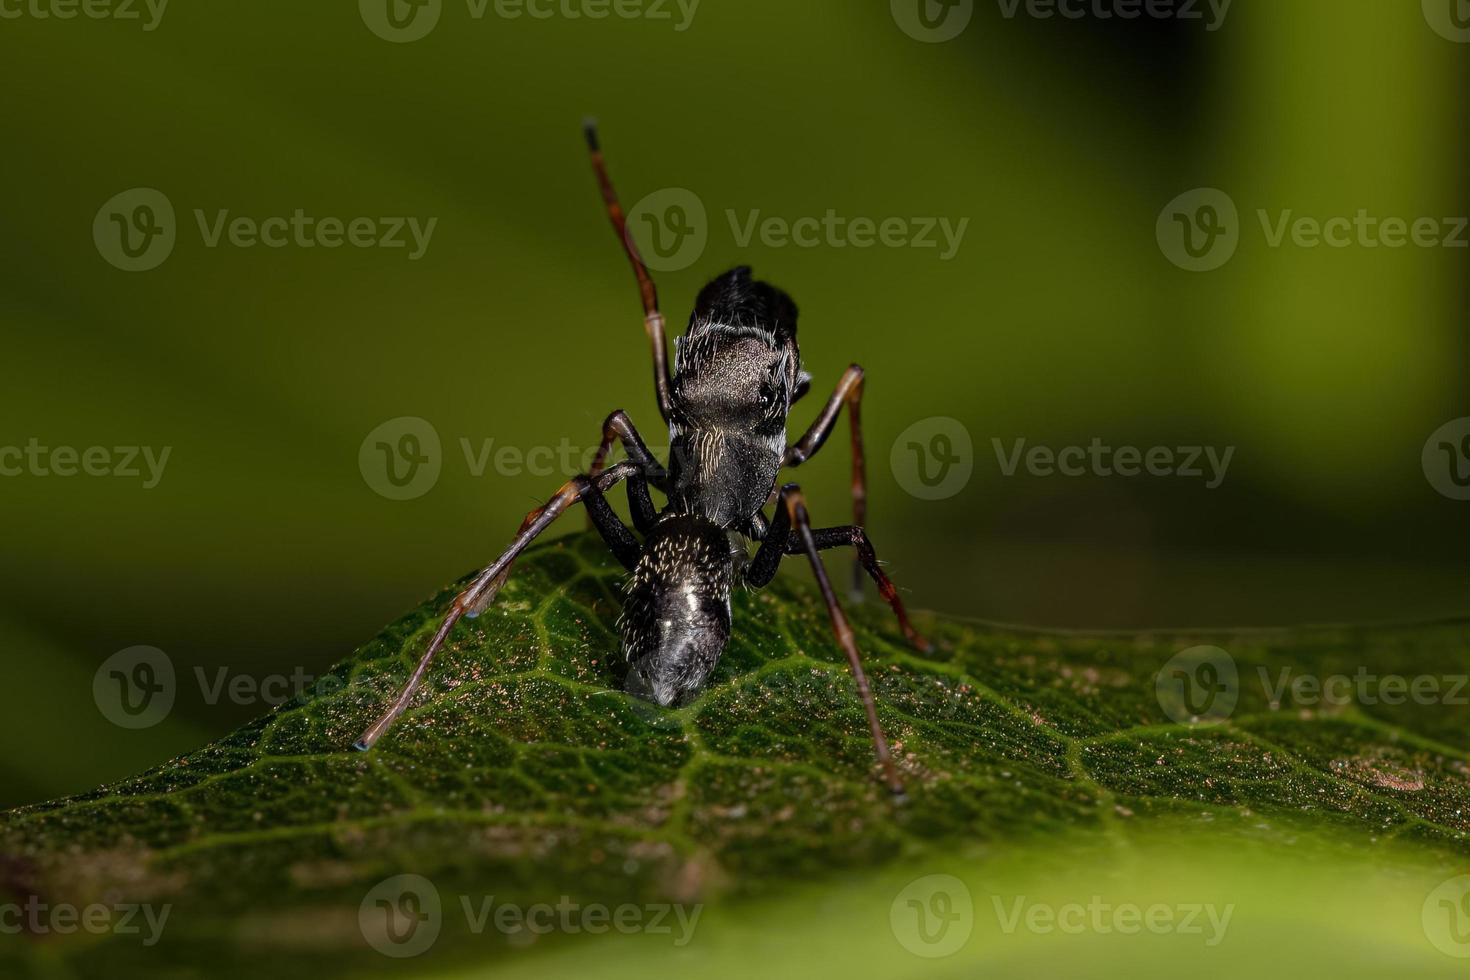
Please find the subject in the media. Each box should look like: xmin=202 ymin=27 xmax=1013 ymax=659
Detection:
xmin=354 ymin=122 xmax=931 ymax=796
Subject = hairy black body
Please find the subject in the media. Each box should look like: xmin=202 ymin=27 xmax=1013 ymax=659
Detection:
xmin=354 ymin=124 xmax=929 ymax=795
xmin=620 ymin=268 xmax=802 ymax=703
xmin=620 ymin=512 xmax=735 ymax=706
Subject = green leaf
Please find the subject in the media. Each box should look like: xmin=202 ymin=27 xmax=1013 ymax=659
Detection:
xmin=5 ymin=533 xmax=1470 ymax=978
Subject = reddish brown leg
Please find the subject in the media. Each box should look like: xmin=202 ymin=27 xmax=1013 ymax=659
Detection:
xmin=779 ymin=485 xmax=905 ymax=798
xmin=584 ymin=121 xmax=675 ymax=423
xmin=353 ymin=461 xmax=641 ymax=752
xmin=783 ymin=364 xmax=868 ymax=596
xmin=791 ymin=526 xmax=931 ymax=653
xmin=464 ymin=508 xmax=536 ymax=619
xmin=748 ymin=492 xmax=929 ymax=654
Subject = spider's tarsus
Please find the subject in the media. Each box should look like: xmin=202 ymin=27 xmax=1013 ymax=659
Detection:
xmin=351 ymin=739 xmax=373 ymax=753
xmin=890 ymin=786 xmax=910 ymax=806
xmin=582 ymin=118 xmax=601 ymax=151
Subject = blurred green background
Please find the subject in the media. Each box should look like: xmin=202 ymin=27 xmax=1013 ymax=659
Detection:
xmin=1 ymin=0 xmax=1467 ymax=810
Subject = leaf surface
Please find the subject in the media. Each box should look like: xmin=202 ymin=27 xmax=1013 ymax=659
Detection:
xmin=5 ymin=534 xmax=1470 ymax=977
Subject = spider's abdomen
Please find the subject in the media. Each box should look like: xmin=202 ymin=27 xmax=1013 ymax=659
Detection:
xmin=620 ymin=513 xmax=736 ymax=707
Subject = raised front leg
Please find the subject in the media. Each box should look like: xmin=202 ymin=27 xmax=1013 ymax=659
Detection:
xmin=585 ymin=122 xmax=676 ymax=423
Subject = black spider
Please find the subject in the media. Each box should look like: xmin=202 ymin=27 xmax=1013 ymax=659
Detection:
xmin=354 ymin=123 xmax=930 ymax=796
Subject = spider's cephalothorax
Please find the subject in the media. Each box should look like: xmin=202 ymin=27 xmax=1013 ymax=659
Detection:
xmin=666 ymin=267 xmax=806 ymax=529
xmin=353 ymin=123 xmax=930 ymax=796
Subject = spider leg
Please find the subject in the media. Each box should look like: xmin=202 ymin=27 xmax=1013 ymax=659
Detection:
xmin=782 ymin=364 xmax=867 ymax=597
xmin=584 ymin=121 xmax=676 ymax=423
xmin=586 ymin=409 xmax=663 ymax=533
xmin=746 ymin=483 xmax=905 ymax=797
xmin=484 ymin=410 xmax=661 ymax=609
xmin=787 ymin=527 xmax=930 ymax=653
xmin=478 ymin=428 xmax=654 ymax=612
xmin=353 ymin=461 xmax=643 ymax=752
xmin=747 ymin=490 xmax=929 ymax=652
